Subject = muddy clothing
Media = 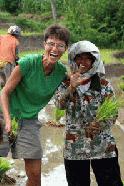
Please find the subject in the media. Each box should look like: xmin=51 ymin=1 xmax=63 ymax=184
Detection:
xmin=55 ymin=75 xmax=117 ymax=160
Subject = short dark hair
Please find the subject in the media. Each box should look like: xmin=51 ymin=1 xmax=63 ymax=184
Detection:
xmin=44 ymin=24 xmax=70 ymax=46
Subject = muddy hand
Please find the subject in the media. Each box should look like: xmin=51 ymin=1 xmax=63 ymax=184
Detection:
xmin=70 ymin=72 xmax=88 ymax=88
xmin=5 ymin=123 xmax=11 ymax=133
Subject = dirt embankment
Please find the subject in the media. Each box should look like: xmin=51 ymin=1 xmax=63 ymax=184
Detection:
xmin=20 ymin=35 xmax=44 ymax=51
xmin=105 ymin=63 xmax=124 ymax=77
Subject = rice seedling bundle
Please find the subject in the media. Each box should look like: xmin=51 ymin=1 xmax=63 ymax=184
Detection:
xmin=96 ymin=97 xmax=118 ymax=122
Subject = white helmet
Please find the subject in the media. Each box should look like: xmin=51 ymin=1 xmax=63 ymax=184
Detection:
xmin=8 ymin=25 xmax=21 ymax=36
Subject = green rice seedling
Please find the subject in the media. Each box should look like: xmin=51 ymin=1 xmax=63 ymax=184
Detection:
xmin=119 ymin=76 xmax=124 ymax=91
xmin=120 ymin=75 xmax=124 ymax=81
xmin=8 ymin=118 xmax=18 ymax=144
xmin=119 ymin=82 xmax=124 ymax=91
xmin=11 ymin=118 xmax=18 ymax=136
xmin=54 ymin=108 xmax=65 ymax=122
xmin=53 ymin=107 xmax=65 ymax=122
xmin=0 ymin=158 xmax=11 ymax=180
xmin=96 ymin=98 xmax=119 ymax=122
xmin=46 ymin=107 xmax=65 ymax=127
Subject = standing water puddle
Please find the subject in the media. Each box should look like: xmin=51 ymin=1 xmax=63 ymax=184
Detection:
xmin=1 ymin=101 xmax=124 ymax=186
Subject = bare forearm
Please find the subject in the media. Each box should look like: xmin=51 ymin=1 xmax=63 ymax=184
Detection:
xmin=0 ymin=66 xmax=22 ymax=132
xmin=0 ymin=89 xmax=11 ymax=132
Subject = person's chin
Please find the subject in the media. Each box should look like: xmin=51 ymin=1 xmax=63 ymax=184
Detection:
xmin=50 ymin=58 xmax=58 ymax=64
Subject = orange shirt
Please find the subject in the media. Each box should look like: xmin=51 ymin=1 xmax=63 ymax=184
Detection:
xmin=0 ymin=34 xmax=19 ymax=63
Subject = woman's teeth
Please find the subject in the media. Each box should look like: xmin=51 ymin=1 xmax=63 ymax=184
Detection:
xmin=50 ymin=53 xmax=58 ymax=57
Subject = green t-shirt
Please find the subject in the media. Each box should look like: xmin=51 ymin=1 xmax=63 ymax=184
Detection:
xmin=9 ymin=54 xmax=67 ymax=119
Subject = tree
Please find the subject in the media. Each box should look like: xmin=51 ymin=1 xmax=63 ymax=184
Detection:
xmin=50 ymin=0 xmax=57 ymax=20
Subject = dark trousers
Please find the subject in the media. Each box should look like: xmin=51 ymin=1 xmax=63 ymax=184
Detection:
xmin=64 ymin=157 xmax=123 ymax=186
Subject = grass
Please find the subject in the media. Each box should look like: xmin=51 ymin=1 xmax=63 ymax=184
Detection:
xmin=20 ymin=50 xmax=43 ymax=57
xmin=119 ymin=82 xmax=124 ymax=91
xmin=0 ymin=11 xmax=53 ymax=35
xmin=0 ymin=9 xmax=123 ymax=65
xmin=20 ymin=49 xmax=68 ymax=64
xmin=20 ymin=49 xmax=121 ymax=65
xmin=100 ymin=49 xmax=124 ymax=64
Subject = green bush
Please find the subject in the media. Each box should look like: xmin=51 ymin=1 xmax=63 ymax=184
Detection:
xmin=15 ymin=18 xmax=41 ymax=32
xmin=4 ymin=0 xmax=21 ymax=15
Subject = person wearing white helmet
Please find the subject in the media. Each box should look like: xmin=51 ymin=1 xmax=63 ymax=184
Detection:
xmin=55 ymin=40 xmax=123 ymax=186
xmin=0 ymin=25 xmax=21 ymax=88
xmin=7 ymin=25 xmax=21 ymax=36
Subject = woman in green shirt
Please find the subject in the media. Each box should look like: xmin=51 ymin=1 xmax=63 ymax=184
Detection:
xmin=0 ymin=24 xmax=70 ymax=186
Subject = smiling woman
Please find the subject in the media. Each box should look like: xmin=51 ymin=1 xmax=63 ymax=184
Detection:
xmin=55 ymin=40 xmax=123 ymax=186
xmin=43 ymin=37 xmax=67 ymax=73
xmin=0 ymin=24 xmax=70 ymax=186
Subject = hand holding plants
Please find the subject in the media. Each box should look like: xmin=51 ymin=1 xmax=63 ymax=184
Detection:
xmin=85 ymin=97 xmax=118 ymax=140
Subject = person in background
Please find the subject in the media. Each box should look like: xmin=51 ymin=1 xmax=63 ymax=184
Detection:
xmin=0 ymin=25 xmax=21 ymax=88
xmin=0 ymin=24 xmax=70 ymax=186
xmin=55 ymin=40 xmax=123 ymax=186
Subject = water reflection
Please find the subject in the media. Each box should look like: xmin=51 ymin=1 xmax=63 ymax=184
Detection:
xmin=5 ymin=125 xmax=65 ymax=186
xmin=3 ymin=101 xmax=124 ymax=186
xmin=41 ymin=126 xmax=64 ymax=174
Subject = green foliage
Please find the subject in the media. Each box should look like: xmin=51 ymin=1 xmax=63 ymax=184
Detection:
xmin=85 ymin=0 xmax=124 ymax=48
xmin=100 ymin=49 xmax=118 ymax=64
xmin=121 ymin=76 xmax=124 ymax=81
xmin=1 ymin=0 xmax=124 ymax=47
xmin=119 ymin=76 xmax=124 ymax=91
xmin=62 ymin=0 xmax=124 ymax=47
xmin=96 ymin=98 xmax=118 ymax=122
xmin=20 ymin=0 xmax=51 ymax=14
xmin=15 ymin=18 xmax=41 ymax=32
xmin=15 ymin=16 xmax=53 ymax=33
xmin=20 ymin=49 xmax=118 ymax=65
xmin=0 ymin=0 xmax=5 ymax=10
xmin=4 ymin=0 xmax=21 ymax=15
xmin=119 ymin=82 xmax=124 ymax=91
xmin=53 ymin=107 xmax=65 ymax=122
xmin=0 ymin=158 xmax=11 ymax=180
xmin=8 ymin=118 xmax=18 ymax=144
xmin=11 ymin=118 xmax=18 ymax=136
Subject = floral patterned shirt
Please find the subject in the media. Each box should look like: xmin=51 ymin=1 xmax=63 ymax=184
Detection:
xmin=55 ymin=77 xmax=117 ymax=160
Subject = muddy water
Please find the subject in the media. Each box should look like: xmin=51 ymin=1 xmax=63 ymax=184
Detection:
xmin=1 ymin=89 xmax=124 ymax=186
xmin=1 ymin=122 xmax=124 ymax=186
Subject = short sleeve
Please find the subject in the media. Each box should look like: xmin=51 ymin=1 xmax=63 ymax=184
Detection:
xmin=18 ymin=55 xmax=32 ymax=77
